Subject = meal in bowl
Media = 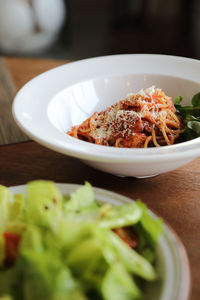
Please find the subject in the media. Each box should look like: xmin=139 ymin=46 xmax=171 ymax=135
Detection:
xmin=67 ymin=86 xmax=200 ymax=148
xmin=0 ymin=180 xmax=162 ymax=300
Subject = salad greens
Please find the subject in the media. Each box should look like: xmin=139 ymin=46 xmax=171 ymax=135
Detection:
xmin=0 ymin=180 xmax=163 ymax=300
xmin=175 ymin=92 xmax=200 ymax=141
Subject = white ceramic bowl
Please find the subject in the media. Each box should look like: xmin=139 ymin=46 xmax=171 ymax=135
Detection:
xmin=12 ymin=54 xmax=200 ymax=177
xmin=9 ymin=183 xmax=190 ymax=300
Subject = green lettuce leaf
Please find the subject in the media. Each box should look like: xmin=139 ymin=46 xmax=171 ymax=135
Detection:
xmin=0 ymin=186 xmax=12 ymax=231
xmin=0 ymin=181 xmax=163 ymax=300
xmin=0 ymin=296 xmax=13 ymax=300
xmin=0 ymin=268 xmax=16 ymax=298
xmin=102 ymin=263 xmax=142 ymax=300
xmin=98 ymin=203 xmax=142 ymax=229
xmin=0 ymin=232 xmax=5 ymax=267
xmin=96 ymin=229 xmax=157 ymax=281
xmin=8 ymin=194 xmax=25 ymax=222
xmin=18 ymin=251 xmax=85 ymax=300
xmin=25 ymin=180 xmax=63 ymax=231
xmin=136 ymin=200 xmax=163 ymax=246
xmin=64 ymin=182 xmax=97 ymax=213
xmin=66 ymin=237 xmax=107 ymax=290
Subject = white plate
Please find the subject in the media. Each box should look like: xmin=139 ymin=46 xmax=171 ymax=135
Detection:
xmin=12 ymin=54 xmax=200 ymax=177
xmin=9 ymin=183 xmax=190 ymax=300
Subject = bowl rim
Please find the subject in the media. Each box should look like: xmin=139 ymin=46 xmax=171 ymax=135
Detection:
xmin=8 ymin=182 xmax=191 ymax=300
xmin=12 ymin=53 xmax=200 ymax=163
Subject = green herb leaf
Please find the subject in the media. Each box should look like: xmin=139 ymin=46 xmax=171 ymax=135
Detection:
xmin=174 ymin=91 xmax=200 ymax=141
xmin=192 ymin=92 xmax=200 ymax=107
xmin=174 ymin=96 xmax=183 ymax=105
xmin=176 ymin=106 xmax=200 ymax=118
xmin=187 ymin=121 xmax=200 ymax=136
xmin=183 ymin=127 xmax=199 ymax=141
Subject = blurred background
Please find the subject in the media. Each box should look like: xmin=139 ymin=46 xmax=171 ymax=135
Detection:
xmin=0 ymin=0 xmax=200 ymax=60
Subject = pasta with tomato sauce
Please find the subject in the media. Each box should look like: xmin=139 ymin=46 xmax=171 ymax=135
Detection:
xmin=67 ymin=86 xmax=184 ymax=148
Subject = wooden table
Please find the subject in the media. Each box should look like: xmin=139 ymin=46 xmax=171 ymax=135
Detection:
xmin=0 ymin=56 xmax=200 ymax=299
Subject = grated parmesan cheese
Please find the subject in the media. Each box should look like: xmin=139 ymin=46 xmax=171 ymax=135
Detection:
xmin=89 ymin=86 xmax=172 ymax=143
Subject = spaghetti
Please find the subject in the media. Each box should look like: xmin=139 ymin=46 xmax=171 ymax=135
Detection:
xmin=67 ymin=86 xmax=185 ymax=148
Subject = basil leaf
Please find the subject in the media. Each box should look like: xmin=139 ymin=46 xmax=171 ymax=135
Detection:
xmin=192 ymin=92 xmax=200 ymax=107
xmin=174 ymin=96 xmax=182 ymax=105
xmin=174 ymin=91 xmax=200 ymax=141
xmin=186 ymin=115 xmax=200 ymax=122
xmin=184 ymin=127 xmax=198 ymax=140
xmin=177 ymin=106 xmax=200 ymax=118
xmin=187 ymin=121 xmax=200 ymax=136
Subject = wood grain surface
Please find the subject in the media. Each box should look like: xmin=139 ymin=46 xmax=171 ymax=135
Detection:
xmin=0 ymin=57 xmax=67 ymax=145
xmin=0 ymin=140 xmax=199 ymax=299
xmin=0 ymin=58 xmax=28 ymax=144
xmin=5 ymin=57 xmax=67 ymax=90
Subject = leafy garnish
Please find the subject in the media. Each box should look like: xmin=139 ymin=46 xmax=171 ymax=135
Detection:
xmin=187 ymin=121 xmax=200 ymax=135
xmin=192 ymin=92 xmax=200 ymax=107
xmin=174 ymin=96 xmax=183 ymax=105
xmin=174 ymin=92 xmax=200 ymax=140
